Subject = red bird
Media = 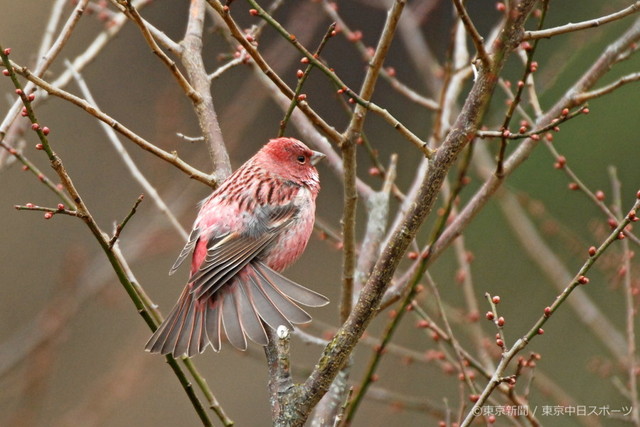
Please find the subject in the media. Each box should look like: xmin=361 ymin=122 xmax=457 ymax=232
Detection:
xmin=146 ymin=137 xmax=328 ymax=357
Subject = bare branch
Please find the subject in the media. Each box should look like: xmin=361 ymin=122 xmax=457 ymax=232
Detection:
xmin=8 ymin=60 xmax=216 ymax=187
xmin=241 ymin=0 xmax=433 ymax=157
xmin=0 ymin=0 xmax=90 ymax=135
xmin=108 ymin=195 xmax=145 ymax=249
xmin=67 ymin=61 xmax=189 ymax=240
xmin=461 ymin=194 xmax=640 ymax=426
xmin=182 ymin=0 xmax=231 ymax=178
xmin=525 ymin=1 xmax=640 ymax=40
xmin=574 ymin=71 xmax=640 ymax=103
xmin=431 ymin=16 xmax=640 ymax=270
xmin=293 ymin=2 xmax=539 ymax=422
xmin=319 ymin=0 xmax=439 ymax=110
xmin=114 ymin=0 xmax=200 ymax=102
xmin=0 ymin=47 xmax=218 ymax=426
xmin=451 ymin=0 xmax=490 ymax=66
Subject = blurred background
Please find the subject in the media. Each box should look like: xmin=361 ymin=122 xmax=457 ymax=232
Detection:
xmin=1 ymin=0 xmax=640 ymax=426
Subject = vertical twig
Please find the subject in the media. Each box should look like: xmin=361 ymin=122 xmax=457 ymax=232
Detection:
xmin=182 ymin=0 xmax=232 ymax=179
xmin=609 ymin=167 xmax=640 ymax=426
xmin=278 ymin=22 xmax=336 ymax=137
xmin=340 ymin=0 xmax=407 ymax=323
xmin=495 ymin=0 xmax=549 ymax=177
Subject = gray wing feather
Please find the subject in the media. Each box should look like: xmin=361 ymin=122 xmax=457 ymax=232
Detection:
xmin=205 ymin=301 xmax=222 ymax=352
xmin=234 ymin=279 xmax=269 ymax=345
xmin=242 ymin=272 xmax=293 ymax=331
xmin=148 ymin=202 xmax=331 ymax=355
xmin=191 ymin=236 xmax=272 ymax=300
xmin=169 ymin=227 xmax=200 ymax=275
xmin=254 ymin=262 xmax=329 ymax=307
xmin=252 ymin=268 xmax=312 ymax=324
xmin=221 ymin=290 xmax=247 ymax=350
xmin=189 ymin=204 xmax=299 ymax=300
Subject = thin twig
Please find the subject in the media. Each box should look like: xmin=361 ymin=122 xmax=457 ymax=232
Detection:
xmin=279 ymin=22 xmax=336 ymax=137
xmin=208 ymin=56 xmax=244 ymax=81
xmin=574 ymin=71 xmax=640 ymax=103
xmin=426 ymin=273 xmax=482 ymax=398
xmin=209 ymin=0 xmax=343 ymax=144
xmin=319 ymin=0 xmax=439 ymax=110
xmin=14 ymin=204 xmax=85 ymax=218
xmin=495 ymin=0 xmax=549 ymax=177
xmin=340 ymin=0 xmax=407 ymax=327
xmin=478 ymin=103 xmax=587 ymax=140
xmin=0 ymin=140 xmax=74 ymax=206
xmin=380 ymin=15 xmax=473 ymax=271
xmin=451 ymin=0 xmax=490 ymax=66
xmin=242 ymin=0 xmax=434 ymax=157
xmin=543 ymin=138 xmax=640 ymax=246
xmin=525 ymin=1 xmax=640 ymax=40
xmin=0 ymin=0 xmax=90 ymax=140
xmin=294 ymin=3 xmax=538 ymax=423
xmin=115 ymin=0 xmax=201 ymax=102
xmin=609 ymin=167 xmax=640 ymax=426
xmin=345 ymin=111 xmax=477 ymax=423
xmin=222 ymin=26 xmax=375 ymax=198
xmin=36 ymin=0 xmax=69 ymax=63
xmin=109 ymin=195 xmax=144 ymax=249
xmin=430 ymin=16 xmax=640 ymax=276
xmin=109 ymin=0 xmax=182 ymax=53
xmin=488 ymin=174 xmax=628 ymax=362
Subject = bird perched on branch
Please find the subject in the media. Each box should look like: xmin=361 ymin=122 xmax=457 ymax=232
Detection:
xmin=146 ymin=137 xmax=328 ymax=357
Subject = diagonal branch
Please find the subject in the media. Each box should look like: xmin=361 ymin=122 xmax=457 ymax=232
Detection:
xmin=208 ymin=0 xmax=343 ymax=144
xmin=115 ymin=0 xmax=201 ymax=103
xmin=287 ymin=1 xmax=538 ymax=423
xmin=451 ymin=0 xmax=490 ymax=66
xmin=461 ymin=194 xmax=640 ymax=426
xmin=0 ymin=0 xmax=90 ymax=135
xmin=0 ymin=46 xmax=217 ymax=426
xmin=574 ymin=71 xmax=640 ymax=103
xmin=7 ymin=61 xmax=216 ymax=187
xmin=241 ymin=0 xmax=433 ymax=157
xmin=67 ymin=61 xmax=188 ymax=240
xmin=430 ymin=16 xmax=640 ymax=277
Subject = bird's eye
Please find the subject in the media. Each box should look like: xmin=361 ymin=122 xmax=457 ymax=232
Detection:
xmin=297 ymin=155 xmax=306 ymax=164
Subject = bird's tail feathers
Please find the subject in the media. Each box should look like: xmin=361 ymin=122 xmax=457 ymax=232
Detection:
xmin=145 ymin=264 xmax=328 ymax=357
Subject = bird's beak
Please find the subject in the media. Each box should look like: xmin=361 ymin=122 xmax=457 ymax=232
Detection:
xmin=310 ymin=150 xmax=326 ymax=166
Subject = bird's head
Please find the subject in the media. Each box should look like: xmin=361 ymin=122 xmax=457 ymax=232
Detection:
xmin=258 ymin=137 xmax=325 ymax=188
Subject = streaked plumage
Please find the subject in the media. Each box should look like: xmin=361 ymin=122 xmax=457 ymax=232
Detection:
xmin=146 ymin=138 xmax=328 ymax=357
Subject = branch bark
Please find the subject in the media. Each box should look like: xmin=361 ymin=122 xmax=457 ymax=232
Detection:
xmin=275 ymin=1 xmax=539 ymax=424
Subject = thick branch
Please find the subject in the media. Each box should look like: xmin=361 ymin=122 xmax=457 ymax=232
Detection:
xmin=287 ymin=1 xmax=538 ymax=422
xmin=182 ymin=0 xmax=232 ymax=179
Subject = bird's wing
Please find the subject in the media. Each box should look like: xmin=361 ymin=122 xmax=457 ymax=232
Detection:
xmin=189 ymin=203 xmax=299 ymax=300
xmin=169 ymin=227 xmax=201 ymax=275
